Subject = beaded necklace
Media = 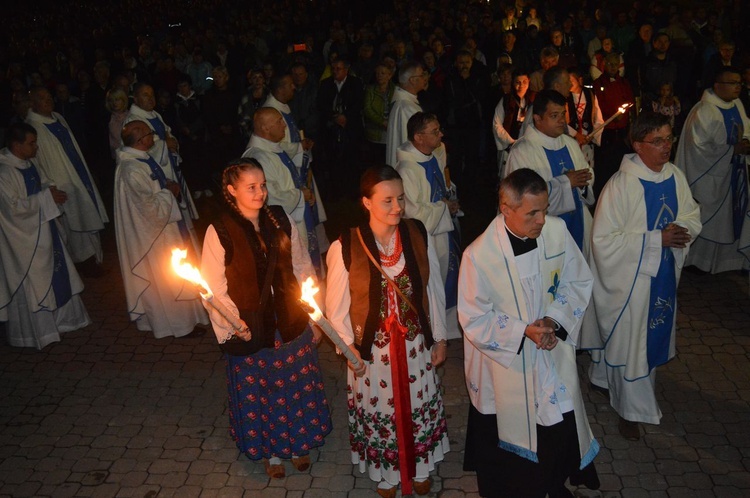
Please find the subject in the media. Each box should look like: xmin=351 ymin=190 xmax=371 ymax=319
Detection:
xmin=377 ymin=228 xmax=403 ymax=267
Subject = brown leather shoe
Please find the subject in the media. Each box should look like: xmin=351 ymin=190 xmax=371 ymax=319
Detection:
xmin=376 ymin=486 xmax=397 ymax=498
xmin=413 ymin=478 xmax=432 ymax=495
xmin=291 ymin=455 xmax=310 ymax=471
xmin=618 ymin=416 xmax=640 ymax=441
xmin=263 ymin=458 xmax=286 ymax=479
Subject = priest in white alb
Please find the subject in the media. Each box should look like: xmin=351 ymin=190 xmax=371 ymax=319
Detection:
xmin=506 ymin=89 xmax=595 ymax=257
xmin=243 ymin=107 xmax=329 ymax=278
xmin=396 ymin=112 xmax=461 ymax=340
xmin=583 ymin=113 xmax=702 ymax=440
xmin=0 ymin=123 xmax=91 ymax=349
xmin=675 ymin=67 xmax=750 ymax=273
xmin=459 ymin=168 xmax=599 ymax=498
xmin=25 ymin=87 xmax=108 ymax=268
xmin=385 ymin=61 xmax=428 ymax=167
xmin=114 ymin=120 xmax=208 ymax=339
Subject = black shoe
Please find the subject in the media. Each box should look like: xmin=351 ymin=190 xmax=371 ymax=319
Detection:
xmin=618 ymin=416 xmax=640 ymax=441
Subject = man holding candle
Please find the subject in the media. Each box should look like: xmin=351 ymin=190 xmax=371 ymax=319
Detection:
xmin=114 ymin=120 xmax=208 ymax=338
xmin=583 ymin=112 xmax=701 ymax=440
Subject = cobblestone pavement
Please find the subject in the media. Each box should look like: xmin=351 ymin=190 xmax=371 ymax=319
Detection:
xmin=1 ymin=250 xmax=749 ymax=497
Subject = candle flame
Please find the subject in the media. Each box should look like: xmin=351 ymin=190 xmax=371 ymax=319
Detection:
xmin=300 ymin=277 xmax=323 ymax=320
xmin=171 ymin=248 xmax=212 ymax=298
xmin=617 ymin=103 xmax=633 ymax=113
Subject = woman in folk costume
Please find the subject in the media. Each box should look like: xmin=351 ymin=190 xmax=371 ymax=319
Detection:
xmin=326 ymin=165 xmax=450 ymax=497
xmin=200 ymin=158 xmax=332 ymax=478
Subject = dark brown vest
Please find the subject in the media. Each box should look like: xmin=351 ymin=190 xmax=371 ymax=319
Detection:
xmin=503 ymin=91 xmax=535 ymax=141
xmin=214 ymin=205 xmax=309 ymax=353
xmin=340 ymin=219 xmax=433 ymax=361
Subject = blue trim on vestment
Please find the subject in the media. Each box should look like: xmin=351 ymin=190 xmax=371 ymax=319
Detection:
xmin=498 ymin=439 xmax=540 ymax=463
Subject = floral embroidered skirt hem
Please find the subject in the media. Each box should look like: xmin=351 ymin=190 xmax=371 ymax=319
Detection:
xmin=226 ymin=328 xmax=332 ymax=460
xmin=347 ymin=333 xmax=450 ymax=484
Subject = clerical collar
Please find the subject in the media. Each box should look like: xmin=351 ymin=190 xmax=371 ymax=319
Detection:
xmin=505 ymin=225 xmax=537 ymax=256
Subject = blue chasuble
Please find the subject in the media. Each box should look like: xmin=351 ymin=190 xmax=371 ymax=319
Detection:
xmin=639 ymin=175 xmax=678 ymax=370
xmin=417 ymin=156 xmax=460 ymax=308
xmin=281 ymin=112 xmax=301 ymax=142
xmin=717 ymin=105 xmax=747 ymax=239
xmin=43 ymin=121 xmax=99 ymax=215
xmin=135 ymin=156 xmax=192 ymax=248
xmin=275 ymin=151 xmax=322 ymax=278
xmin=18 ymin=164 xmax=72 ymax=308
xmin=543 ymin=146 xmax=584 ymax=249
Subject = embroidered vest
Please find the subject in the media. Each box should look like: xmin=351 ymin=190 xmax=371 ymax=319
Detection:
xmin=503 ymin=91 xmax=536 ymax=140
xmin=340 ymin=219 xmax=433 ymax=361
xmin=567 ymin=88 xmax=594 ymax=133
xmin=214 ymin=205 xmax=309 ymax=352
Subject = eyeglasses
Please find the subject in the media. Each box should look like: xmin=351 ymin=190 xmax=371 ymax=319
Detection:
xmin=717 ymin=81 xmax=742 ymax=87
xmin=640 ymin=135 xmax=675 ymax=147
xmin=418 ymin=128 xmax=443 ymax=136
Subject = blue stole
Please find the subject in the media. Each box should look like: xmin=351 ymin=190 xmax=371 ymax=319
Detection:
xmin=417 ymin=156 xmax=460 ymax=309
xmin=275 ymin=150 xmax=322 ymax=278
xmin=135 ymin=155 xmax=192 ymax=247
xmin=544 ymin=146 xmax=584 ymax=249
xmin=18 ymin=164 xmax=72 ymax=308
xmin=146 ymin=116 xmax=196 ymax=220
xmin=639 ymin=175 xmax=678 ymax=371
xmin=281 ymin=112 xmax=301 ymax=142
xmin=717 ymin=105 xmax=747 ymax=239
xmin=44 ymin=121 xmax=99 ymax=215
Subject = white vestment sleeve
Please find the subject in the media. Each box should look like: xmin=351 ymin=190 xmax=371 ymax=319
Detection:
xmin=426 ymin=235 xmax=447 ymax=341
xmin=547 ymin=175 xmax=577 ymax=215
xmin=458 ymin=249 xmax=527 ymax=369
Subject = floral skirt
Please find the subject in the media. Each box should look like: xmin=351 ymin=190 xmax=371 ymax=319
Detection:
xmin=347 ymin=332 xmax=450 ymax=484
xmin=226 ymin=328 xmax=332 ymax=460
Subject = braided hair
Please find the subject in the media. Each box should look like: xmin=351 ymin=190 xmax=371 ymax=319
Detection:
xmin=221 ymin=158 xmax=290 ymax=252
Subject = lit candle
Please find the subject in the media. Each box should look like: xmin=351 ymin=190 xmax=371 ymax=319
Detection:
xmin=171 ymin=248 xmax=248 ymax=334
xmin=299 ymin=277 xmax=363 ymax=369
xmin=586 ymin=103 xmax=632 ymax=143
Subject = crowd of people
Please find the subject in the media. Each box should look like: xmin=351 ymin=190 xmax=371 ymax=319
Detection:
xmin=1 ymin=0 xmax=750 ymax=496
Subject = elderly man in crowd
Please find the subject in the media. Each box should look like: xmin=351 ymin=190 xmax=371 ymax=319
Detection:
xmin=584 ymin=112 xmax=701 ymax=440
xmin=0 ymin=123 xmax=91 ymax=349
xmin=386 ymin=60 xmax=429 ymax=167
xmin=114 ymin=120 xmax=208 ymax=339
xmin=26 ymin=86 xmax=108 ymax=276
xmin=243 ymin=108 xmax=328 ymax=278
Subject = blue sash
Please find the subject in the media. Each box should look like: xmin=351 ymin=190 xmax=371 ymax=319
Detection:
xmin=135 ymin=156 xmax=192 ymax=248
xmin=44 ymin=121 xmax=99 ymax=215
xmin=417 ymin=156 xmax=460 ymax=308
xmin=544 ymin=146 xmax=584 ymax=249
xmin=639 ymin=176 xmax=678 ymax=370
xmin=281 ymin=112 xmax=301 ymax=142
xmin=275 ymin=151 xmax=322 ymax=278
xmin=717 ymin=105 xmax=747 ymax=239
xmin=146 ymin=116 xmax=196 ymax=220
xmin=18 ymin=164 xmax=72 ymax=308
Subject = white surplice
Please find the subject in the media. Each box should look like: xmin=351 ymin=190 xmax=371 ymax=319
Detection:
xmin=114 ymin=147 xmax=208 ymax=338
xmin=243 ymin=135 xmax=330 ymax=254
xmin=458 ymin=214 xmax=597 ymax=464
xmin=26 ymin=110 xmax=108 ymax=263
xmin=506 ymin=124 xmax=595 ymax=257
xmin=385 ymin=87 xmax=422 ymax=167
xmin=0 ymin=149 xmax=90 ymax=349
xmin=582 ymin=154 xmax=701 ymax=424
xmin=675 ymin=89 xmax=750 ymax=273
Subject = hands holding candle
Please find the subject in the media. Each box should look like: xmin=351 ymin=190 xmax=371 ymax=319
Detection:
xmin=585 ymin=103 xmax=632 ymax=144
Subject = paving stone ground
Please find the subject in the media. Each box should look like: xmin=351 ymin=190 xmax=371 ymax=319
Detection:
xmin=2 ymin=218 xmax=750 ymax=497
